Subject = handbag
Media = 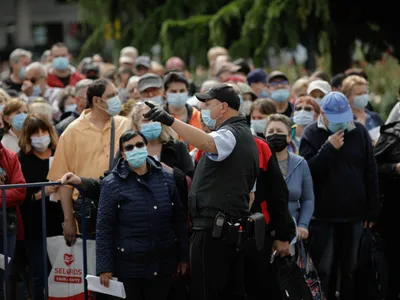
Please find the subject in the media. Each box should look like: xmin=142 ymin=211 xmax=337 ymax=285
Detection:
xmin=74 ymin=117 xmax=115 ymax=236
xmin=296 ymin=241 xmax=326 ymax=300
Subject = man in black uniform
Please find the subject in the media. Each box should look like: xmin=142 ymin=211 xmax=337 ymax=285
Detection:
xmin=144 ymin=84 xmax=259 ymax=300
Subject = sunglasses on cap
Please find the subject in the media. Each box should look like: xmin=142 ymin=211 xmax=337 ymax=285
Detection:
xmin=295 ymin=106 xmax=313 ymax=112
xmin=269 ymin=80 xmax=288 ymax=87
xmin=123 ymin=141 xmax=146 ymax=152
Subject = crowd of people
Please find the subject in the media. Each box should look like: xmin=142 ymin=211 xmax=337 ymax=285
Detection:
xmin=0 ymin=42 xmax=398 ymax=300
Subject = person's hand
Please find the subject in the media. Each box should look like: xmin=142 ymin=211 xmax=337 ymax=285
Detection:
xmin=22 ymin=80 xmax=33 ymax=95
xmin=64 ymin=218 xmax=77 ymax=246
xmin=100 ymin=272 xmax=113 ymax=288
xmin=396 ymin=163 xmax=400 ymax=174
xmin=364 ymin=221 xmax=375 ymax=228
xmin=45 ymin=185 xmax=59 ymax=196
xmin=161 ymin=162 xmax=174 ymax=174
xmin=143 ymin=102 xmax=175 ymax=126
xmin=60 ymin=172 xmax=83 ymax=187
xmin=297 ymin=227 xmax=309 ymax=240
xmin=272 ymin=240 xmax=290 ymax=258
xmin=177 ymin=262 xmax=189 ymax=275
xmin=328 ymin=131 xmax=344 ymax=150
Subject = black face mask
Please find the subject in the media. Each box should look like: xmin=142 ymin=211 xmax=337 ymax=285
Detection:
xmin=0 ymin=128 xmax=4 ymax=142
xmin=266 ymin=134 xmax=288 ymax=153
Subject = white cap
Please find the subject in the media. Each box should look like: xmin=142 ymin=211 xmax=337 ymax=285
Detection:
xmin=119 ymin=56 xmax=135 ymax=65
xmin=307 ymin=80 xmax=332 ymax=95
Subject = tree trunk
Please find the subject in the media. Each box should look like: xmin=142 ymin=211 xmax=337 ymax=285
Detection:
xmin=330 ymin=30 xmax=353 ymax=75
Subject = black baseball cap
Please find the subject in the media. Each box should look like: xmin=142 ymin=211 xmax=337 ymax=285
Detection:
xmin=195 ymin=84 xmax=240 ymax=110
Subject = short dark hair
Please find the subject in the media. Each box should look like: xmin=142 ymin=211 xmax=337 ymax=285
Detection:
xmin=310 ymin=70 xmax=330 ymax=83
xmin=86 ymin=78 xmax=110 ymax=107
xmin=164 ymin=71 xmax=189 ymax=91
xmin=331 ymin=73 xmax=345 ymax=89
xmin=119 ymin=130 xmax=148 ymax=152
xmin=51 ymin=42 xmax=67 ymax=50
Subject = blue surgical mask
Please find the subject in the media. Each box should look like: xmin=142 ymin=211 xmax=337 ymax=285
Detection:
xmin=31 ymin=135 xmax=51 ymax=152
xmin=105 ymin=95 xmax=121 ymax=116
xmin=126 ymin=147 xmax=148 ymax=168
xmin=270 ymin=89 xmax=290 ymax=102
xmin=12 ymin=113 xmax=28 ymax=131
xmin=201 ymin=104 xmax=222 ymax=130
xmin=32 ymin=85 xmax=42 ymax=97
xmin=315 ymin=97 xmax=323 ymax=106
xmin=167 ymin=93 xmax=188 ymax=108
xmin=328 ymin=122 xmax=348 ymax=133
xmin=52 ymin=57 xmax=69 ymax=71
xmin=19 ymin=67 xmax=26 ymax=79
xmin=65 ymin=104 xmax=77 ymax=113
xmin=293 ymin=110 xmax=314 ymax=126
xmin=0 ymin=105 xmax=5 ymax=113
xmin=353 ymin=94 xmax=369 ymax=109
xmin=250 ymin=119 xmax=267 ymax=134
xmin=260 ymin=88 xmax=269 ymax=98
xmin=141 ymin=122 xmax=162 ymax=141
xmin=239 ymin=96 xmax=243 ymax=104
xmin=143 ymin=96 xmax=163 ymax=105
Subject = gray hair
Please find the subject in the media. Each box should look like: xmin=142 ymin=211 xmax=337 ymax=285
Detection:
xmin=40 ymin=50 xmax=51 ymax=63
xmin=120 ymin=46 xmax=138 ymax=59
xmin=75 ymin=79 xmax=94 ymax=97
xmin=200 ymin=80 xmax=219 ymax=93
xmin=9 ymin=48 xmax=32 ymax=64
xmin=25 ymin=62 xmax=47 ymax=77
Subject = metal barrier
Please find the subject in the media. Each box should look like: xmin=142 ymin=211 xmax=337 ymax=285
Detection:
xmin=0 ymin=181 xmax=89 ymax=300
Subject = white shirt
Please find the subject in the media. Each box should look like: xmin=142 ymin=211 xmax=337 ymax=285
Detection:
xmin=2 ymin=130 xmax=20 ymax=153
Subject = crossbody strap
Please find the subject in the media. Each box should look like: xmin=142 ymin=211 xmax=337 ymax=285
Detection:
xmin=109 ymin=117 xmax=115 ymax=170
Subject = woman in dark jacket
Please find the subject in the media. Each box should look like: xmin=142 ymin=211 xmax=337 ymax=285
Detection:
xmin=374 ymin=121 xmax=400 ymax=300
xmin=62 ymin=130 xmax=189 ymax=300
xmin=17 ymin=113 xmax=64 ymax=299
xmin=113 ymin=101 xmax=194 ymax=214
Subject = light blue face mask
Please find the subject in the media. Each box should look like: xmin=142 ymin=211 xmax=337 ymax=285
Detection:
xmin=31 ymin=135 xmax=51 ymax=152
xmin=19 ymin=67 xmax=26 ymax=79
xmin=143 ymin=96 xmax=163 ymax=105
xmin=126 ymin=146 xmax=148 ymax=168
xmin=52 ymin=57 xmax=69 ymax=71
xmin=293 ymin=110 xmax=314 ymax=126
xmin=250 ymin=119 xmax=267 ymax=134
xmin=12 ymin=113 xmax=28 ymax=132
xmin=167 ymin=92 xmax=188 ymax=108
xmin=353 ymin=94 xmax=369 ymax=109
xmin=32 ymin=85 xmax=42 ymax=97
xmin=201 ymin=104 xmax=222 ymax=130
xmin=105 ymin=95 xmax=121 ymax=116
xmin=259 ymin=88 xmax=269 ymax=98
xmin=314 ymin=97 xmax=323 ymax=106
xmin=141 ymin=122 xmax=162 ymax=141
xmin=65 ymin=104 xmax=77 ymax=113
xmin=270 ymin=89 xmax=290 ymax=102
xmin=0 ymin=105 xmax=5 ymax=113
xmin=328 ymin=122 xmax=348 ymax=133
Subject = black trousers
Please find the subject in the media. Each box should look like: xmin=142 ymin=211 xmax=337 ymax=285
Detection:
xmin=190 ymin=230 xmax=246 ymax=300
xmin=123 ymin=276 xmax=172 ymax=300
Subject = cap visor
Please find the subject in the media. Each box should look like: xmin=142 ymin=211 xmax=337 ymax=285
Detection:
xmin=325 ymin=109 xmax=353 ymax=123
xmin=138 ymin=83 xmax=162 ymax=93
xmin=195 ymin=93 xmax=213 ymax=101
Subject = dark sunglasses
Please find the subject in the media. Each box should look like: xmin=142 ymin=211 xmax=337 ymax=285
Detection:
xmin=295 ymin=106 xmax=313 ymax=112
xmin=123 ymin=141 xmax=146 ymax=152
xmin=269 ymin=80 xmax=288 ymax=87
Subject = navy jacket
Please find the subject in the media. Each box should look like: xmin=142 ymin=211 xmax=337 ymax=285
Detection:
xmin=96 ymin=157 xmax=189 ymax=280
xmin=299 ymin=119 xmax=379 ymax=222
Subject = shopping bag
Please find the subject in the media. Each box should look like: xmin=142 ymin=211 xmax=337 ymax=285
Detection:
xmin=47 ymin=236 xmax=96 ymax=300
xmin=296 ymin=241 xmax=326 ymax=300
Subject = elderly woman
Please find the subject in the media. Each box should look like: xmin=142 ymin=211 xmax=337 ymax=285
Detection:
xmin=265 ymin=114 xmax=314 ymax=240
xmin=292 ymin=96 xmax=321 ymax=149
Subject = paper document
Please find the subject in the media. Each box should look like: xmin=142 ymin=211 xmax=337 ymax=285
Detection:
xmin=86 ymin=275 xmax=126 ymax=299
xmin=49 ymin=157 xmax=60 ymax=202
xmin=0 ymin=254 xmax=11 ymax=270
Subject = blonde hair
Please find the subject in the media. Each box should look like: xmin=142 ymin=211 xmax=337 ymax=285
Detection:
xmin=29 ymin=100 xmax=53 ymax=122
xmin=2 ymin=98 xmax=27 ymax=132
xmin=341 ymin=75 xmax=368 ymax=98
xmin=0 ymin=89 xmax=11 ymax=104
xmin=130 ymin=102 xmax=177 ymax=143
xmin=292 ymin=78 xmax=309 ymax=97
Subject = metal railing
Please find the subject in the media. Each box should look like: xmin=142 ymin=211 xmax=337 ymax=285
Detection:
xmin=1 ymin=182 xmax=89 ymax=300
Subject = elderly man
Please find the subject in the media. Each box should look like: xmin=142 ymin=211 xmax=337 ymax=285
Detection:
xmin=138 ymin=73 xmax=164 ymax=105
xmin=23 ymin=62 xmax=63 ymax=119
xmin=2 ymin=48 xmax=32 ymax=93
xmin=55 ymin=79 xmax=94 ymax=135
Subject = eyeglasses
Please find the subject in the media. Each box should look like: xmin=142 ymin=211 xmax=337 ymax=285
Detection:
xmin=269 ymin=80 xmax=288 ymax=87
xmin=27 ymin=77 xmax=43 ymax=84
xmin=123 ymin=141 xmax=146 ymax=152
xmin=295 ymin=106 xmax=313 ymax=112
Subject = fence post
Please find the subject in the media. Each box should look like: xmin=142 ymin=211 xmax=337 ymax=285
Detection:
xmin=2 ymin=187 xmax=8 ymax=300
xmin=41 ymin=186 xmax=49 ymax=299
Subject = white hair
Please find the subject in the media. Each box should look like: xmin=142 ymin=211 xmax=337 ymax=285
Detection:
xmin=25 ymin=62 xmax=47 ymax=77
xmin=9 ymin=48 xmax=32 ymax=64
xmin=120 ymin=46 xmax=138 ymax=59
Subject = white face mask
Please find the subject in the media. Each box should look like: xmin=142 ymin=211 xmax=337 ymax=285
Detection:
xmin=31 ymin=135 xmax=51 ymax=152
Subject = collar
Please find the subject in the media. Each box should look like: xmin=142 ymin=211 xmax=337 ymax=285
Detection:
xmin=317 ymin=115 xmax=356 ymax=132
